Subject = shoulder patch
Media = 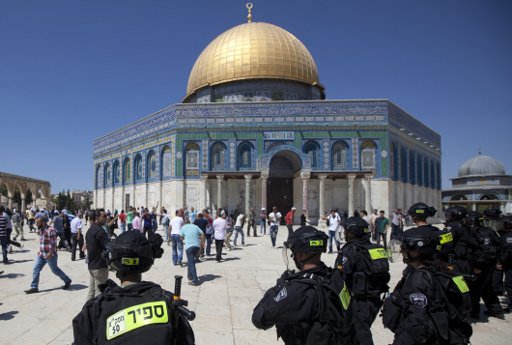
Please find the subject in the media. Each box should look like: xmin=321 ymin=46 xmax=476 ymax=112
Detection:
xmin=409 ymin=293 xmax=428 ymax=309
xmin=274 ymin=287 xmax=288 ymax=302
xmin=342 ymin=256 xmax=348 ymax=264
xmin=506 ymin=237 xmax=512 ymax=244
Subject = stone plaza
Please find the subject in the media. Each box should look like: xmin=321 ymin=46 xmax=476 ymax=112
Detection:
xmin=0 ymin=223 xmax=511 ymax=345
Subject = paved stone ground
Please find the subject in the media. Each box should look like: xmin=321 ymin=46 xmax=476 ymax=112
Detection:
xmin=0 ymin=224 xmax=511 ymax=345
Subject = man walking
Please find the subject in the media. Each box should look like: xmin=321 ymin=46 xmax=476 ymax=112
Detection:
xmin=213 ymin=212 xmax=227 ymax=262
xmin=85 ymin=209 xmax=110 ymax=300
xmin=169 ymin=210 xmax=184 ymax=266
xmin=70 ymin=213 xmax=85 ymax=261
xmin=234 ymin=212 xmax=245 ymax=246
xmin=11 ymin=209 xmax=25 ymax=241
xmin=268 ymin=207 xmax=281 ymax=249
xmin=0 ymin=206 xmax=10 ymax=264
xmin=180 ymin=219 xmax=204 ymax=286
xmin=246 ymin=207 xmax=257 ymax=237
xmin=25 ymin=212 xmax=72 ymax=294
xmin=375 ymin=210 xmax=389 ymax=248
xmin=285 ymin=207 xmax=296 ymax=238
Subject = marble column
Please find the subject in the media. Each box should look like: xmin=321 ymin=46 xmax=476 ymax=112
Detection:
xmin=244 ymin=174 xmax=252 ymax=216
xmin=8 ymin=193 xmax=13 ymax=210
xmin=216 ymin=175 xmax=224 ymax=209
xmin=302 ymin=175 xmax=309 ymax=212
xmin=132 ymin=185 xmax=136 ymax=208
xmin=347 ymin=174 xmax=356 ymax=217
xmin=21 ymin=196 xmax=26 ymax=213
xmin=111 ymin=187 xmax=115 ymax=212
xmin=261 ymin=174 xmax=268 ymax=210
xmin=318 ymin=174 xmax=327 ymax=222
xmin=364 ymin=174 xmax=372 ymax=212
xmin=201 ymin=176 xmax=208 ymax=210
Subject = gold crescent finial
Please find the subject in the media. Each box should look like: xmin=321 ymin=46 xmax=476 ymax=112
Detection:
xmin=246 ymin=3 xmax=253 ymax=23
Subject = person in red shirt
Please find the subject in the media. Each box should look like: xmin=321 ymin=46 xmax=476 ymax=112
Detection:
xmin=285 ymin=207 xmax=296 ymax=238
xmin=118 ymin=210 xmax=127 ymax=233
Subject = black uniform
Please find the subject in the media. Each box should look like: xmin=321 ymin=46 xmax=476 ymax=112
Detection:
xmin=252 ymin=263 xmax=354 ymax=345
xmin=500 ymin=230 xmax=512 ymax=308
xmin=468 ymin=225 xmax=502 ymax=318
xmin=73 ymin=280 xmax=194 ymax=345
xmin=335 ymin=239 xmax=389 ymax=345
xmin=383 ymin=264 xmax=472 ymax=345
xmin=444 ymin=221 xmax=480 ymax=274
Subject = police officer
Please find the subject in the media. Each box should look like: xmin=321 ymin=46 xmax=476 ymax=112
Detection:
xmin=443 ymin=206 xmax=480 ymax=274
xmin=334 ymin=217 xmax=389 ymax=345
xmin=466 ymin=211 xmax=504 ymax=320
xmin=382 ymin=227 xmax=472 ymax=345
xmin=72 ymin=231 xmax=195 ymax=345
xmin=497 ymin=215 xmax=512 ymax=312
xmin=252 ymin=226 xmax=354 ymax=345
xmin=408 ymin=203 xmax=439 ymax=231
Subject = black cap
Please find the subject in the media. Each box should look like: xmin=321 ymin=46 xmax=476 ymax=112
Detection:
xmin=106 ymin=231 xmax=162 ymax=273
xmin=344 ymin=217 xmax=370 ymax=238
xmin=408 ymin=203 xmax=437 ymax=219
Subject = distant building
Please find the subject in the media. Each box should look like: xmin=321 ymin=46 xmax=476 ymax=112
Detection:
xmin=442 ymin=154 xmax=512 ymax=214
xmin=93 ymin=6 xmax=442 ymax=223
xmin=0 ymin=171 xmax=51 ymax=210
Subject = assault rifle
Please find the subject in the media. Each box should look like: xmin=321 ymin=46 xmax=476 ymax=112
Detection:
xmin=172 ymin=275 xmax=196 ymax=320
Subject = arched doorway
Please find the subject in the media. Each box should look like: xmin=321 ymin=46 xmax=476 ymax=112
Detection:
xmin=267 ymin=151 xmax=302 ymax=222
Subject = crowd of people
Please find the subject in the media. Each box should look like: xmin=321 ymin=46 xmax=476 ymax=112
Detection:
xmin=1 ymin=201 xmax=512 ymax=344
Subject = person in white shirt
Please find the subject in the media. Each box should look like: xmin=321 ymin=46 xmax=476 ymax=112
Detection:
xmin=327 ymin=210 xmax=341 ymax=253
xmin=70 ymin=213 xmax=85 ymax=261
xmin=369 ymin=209 xmax=378 ymax=242
xmin=234 ymin=213 xmax=245 ymax=246
xmin=169 ymin=210 xmax=184 ymax=266
xmin=212 ymin=213 xmax=227 ymax=262
xmin=268 ymin=206 xmax=282 ymax=249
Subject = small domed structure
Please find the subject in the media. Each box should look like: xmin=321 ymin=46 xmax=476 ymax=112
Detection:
xmin=443 ymin=153 xmax=511 ymax=214
xmin=458 ymin=154 xmax=506 ymax=177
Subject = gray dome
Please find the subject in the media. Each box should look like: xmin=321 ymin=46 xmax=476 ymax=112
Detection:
xmin=458 ymin=155 xmax=506 ymax=177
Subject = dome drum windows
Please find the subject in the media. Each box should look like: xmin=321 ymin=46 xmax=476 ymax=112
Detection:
xmin=303 ymin=141 xmax=320 ymax=169
xmin=123 ymin=158 xmax=131 ymax=185
xmin=147 ymin=150 xmax=157 ymax=180
xmin=134 ymin=154 xmax=143 ymax=183
xmin=360 ymin=140 xmax=377 ymax=170
xmin=113 ymin=160 xmax=121 ymax=186
xmin=185 ymin=143 xmax=200 ymax=174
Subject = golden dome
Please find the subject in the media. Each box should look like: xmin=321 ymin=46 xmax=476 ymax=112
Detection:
xmin=185 ymin=21 xmax=320 ymax=98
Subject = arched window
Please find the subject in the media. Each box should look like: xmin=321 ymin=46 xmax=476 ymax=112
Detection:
xmin=436 ymin=162 xmax=441 ymax=190
xmin=390 ymin=143 xmax=398 ymax=180
xmin=161 ymin=146 xmax=172 ymax=178
xmin=134 ymin=154 xmax=143 ymax=182
xmin=451 ymin=194 xmax=468 ymax=201
xmin=238 ymin=141 xmax=253 ymax=169
xmin=211 ymin=142 xmax=227 ymax=170
xmin=400 ymin=147 xmax=408 ymax=183
xmin=304 ymin=141 xmax=320 ymax=168
xmin=408 ymin=151 xmax=416 ymax=184
xmin=147 ymin=150 xmax=157 ymax=179
xmin=185 ymin=142 xmax=200 ymax=170
xmin=424 ymin=157 xmax=429 ymax=188
xmin=332 ymin=141 xmax=348 ymax=170
xmin=430 ymin=159 xmax=435 ymax=189
xmin=480 ymin=194 xmax=498 ymax=200
xmin=104 ymin=163 xmax=112 ymax=187
xmin=417 ymin=155 xmax=423 ymax=186
xmin=123 ymin=158 xmax=131 ymax=185
xmin=361 ymin=140 xmax=377 ymax=170
xmin=95 ymin=165 xmax=101 ymax=189
xmin=113 ymin=160 xmax=120 ymax=185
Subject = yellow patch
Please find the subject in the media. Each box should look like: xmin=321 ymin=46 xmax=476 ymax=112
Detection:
xmin=339 ymin=283 xmax=351 ymax=310
xmin=106 ymin=301 xmax=169 ymax=340
xmin=121 ymin=257 xmax=140 ymax=266
xmin=452 ymin=275 xmax=470 ymax=294
xmin=309 ymin=240 xmax=324 ymax=247
xmin=368 ymin=248 xmax=388 ymax=260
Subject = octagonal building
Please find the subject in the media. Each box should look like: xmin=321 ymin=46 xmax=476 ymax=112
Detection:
xmin=93 ymin=7 xmax=442 ymax=223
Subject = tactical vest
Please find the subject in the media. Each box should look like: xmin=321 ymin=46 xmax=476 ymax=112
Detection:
xmin=277 ymin=269 xmax=354 ymax=345
xmin=339 ymin=242 xmax=390 ymax=298
xmin=95 ymin=284 xmax=194 ymax=345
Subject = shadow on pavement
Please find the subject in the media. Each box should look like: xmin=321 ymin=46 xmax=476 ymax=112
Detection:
xmin=0 ymin=310 xmax=19 ymax=321
xmin=198 ymin=274 xmax=222 ymax=284
xmin=6 ymin=259 xmax=33 ymax=264
xmin=38 ymin=283 xmax=87 ymax=293
xmin=222 ymin=257 xmax=240 ymax=262
xmin=0 ymin=273 xmax=25 ymax=279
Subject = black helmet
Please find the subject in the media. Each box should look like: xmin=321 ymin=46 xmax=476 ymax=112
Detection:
xmin=284 ymin=226 xmax=328 ymax=253
xmin=445 ymin=205 xmax=467 ymax=221
xmin=344 ymin=217 xmax=370 ymax=238
xmin=400 ymin=227 xmax=438 ymax=258
xmin=466 ymin=211 xmax=484 ymax=227
xmin=483 ymin=208 xmax=502 ymax=220
xmin=503 ymin=216 xmax=512 ymax=229
xmin=106 ymin=231 xmax=163 ymax=273
xmin=408 ymin=203 xmax=437 ymax=219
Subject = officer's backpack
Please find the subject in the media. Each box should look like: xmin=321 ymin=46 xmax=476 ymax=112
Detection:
xmin=352 ymin=242 xmax=390 ymax=297
xmin=288 ymin=270 xmax=355 ymax=345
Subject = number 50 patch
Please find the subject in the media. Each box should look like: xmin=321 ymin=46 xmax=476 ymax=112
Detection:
xmin=106 ymin=301 xmax=169 ymax=340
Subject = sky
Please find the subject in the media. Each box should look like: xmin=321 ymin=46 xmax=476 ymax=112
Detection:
xmin=1 ymin=0 xmax=511 ymax=193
